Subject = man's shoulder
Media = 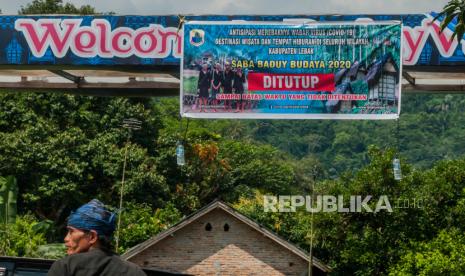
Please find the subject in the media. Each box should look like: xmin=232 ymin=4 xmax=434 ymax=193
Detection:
xmin=108 ymin=255 xmax=146 ymax=275
xmin=49 ymin=250 xmax=146 ymax=276
xmin=113 ymin=256 xmax=145 ymax=271
xmin=50 ymin=249 xmax=103 ymax=268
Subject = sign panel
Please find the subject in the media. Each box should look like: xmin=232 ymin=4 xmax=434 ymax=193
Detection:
xmin=181 ymin=21 xmax=402 ymax=119
xmin=0 ymin=15 xmax=182 ymax=66
xmin=0 ymin=13 xmax=462 ymax=67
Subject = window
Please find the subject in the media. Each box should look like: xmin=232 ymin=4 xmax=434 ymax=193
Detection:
xmin=369 ymin=73 xmax=396 ymax=103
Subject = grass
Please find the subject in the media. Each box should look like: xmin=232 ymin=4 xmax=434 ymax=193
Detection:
xmin=183 ymin=77 xmax=198 ymax=95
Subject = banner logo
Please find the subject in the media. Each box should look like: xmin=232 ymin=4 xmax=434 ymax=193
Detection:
xmin=189 ymin=29 xmax=205 ymax=47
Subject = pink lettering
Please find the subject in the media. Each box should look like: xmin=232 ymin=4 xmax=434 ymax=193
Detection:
xmin=95 ymin=21 xmax=111 ymax=55
xmin=134 ymin=30 xmax=157 ymax=55
xmin=15 ymin=19 xmax=81 ymax=58
xmin=75 ymin=30 xmax=97 ymax=54
xmin=18 ymin=17 xmax=460 ymax=66
xmin=15 ymin=18 xmax=180 ymax=59
xmin=429 ymin=20 xmax=458 ymax=57
xmin=112 ymin=29 xmax=132 ymax=55
xmin=158 ymin=29 xmax=182 ymax=58
xmin=402 ymin=20 xmax=430 ymax=65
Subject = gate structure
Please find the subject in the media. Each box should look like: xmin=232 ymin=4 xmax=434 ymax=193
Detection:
xmin=0 ymin=13 xmax=463 ymax=96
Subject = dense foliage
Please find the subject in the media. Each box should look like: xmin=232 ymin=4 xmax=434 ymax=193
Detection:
xmin=1 ymin=91 xmax=465 ymax=276
xmin=2 ymin=1 xmax=465 ymax=274
xmin=433 ymin=0 xmax=465 ymax=42
xmin=235 ymin=150 xmax=465 ymax=275
xmin=117 ymin=202 xmax=182 ymax=253
xmin=19 ymin=0 xmax=96 ymax=15
xmin=389 ymin=229 xmax=465 ymax=275
xmin=221 ymin=94 xmax=465 ymax=173
xmin=0 ymin=214 xmax=47 ymax=257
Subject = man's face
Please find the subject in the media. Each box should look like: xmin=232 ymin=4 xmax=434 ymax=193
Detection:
xmin=64 ymin=226 xmax=93 ymax=255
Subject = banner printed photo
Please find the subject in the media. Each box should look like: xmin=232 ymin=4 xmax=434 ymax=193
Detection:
xmin=181 ymin=21 xmax=402 ymax=119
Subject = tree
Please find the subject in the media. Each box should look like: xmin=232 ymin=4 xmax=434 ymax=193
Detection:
xmin=19 ymin=0 xmax=96 ymax=15
xmin=0 ymin=214 xmax=47 ymax=257
xmin=389 ymin=229 xmax=465 ymax=275
xmin=152 ymin=98 xmax=297 ymax=212
xmin=233 ymin=147 xmax=423 ymax=275
xmin=117 ymin=202 xmax=181 ymax=253
xmin=0 ymin=176 xmax=17 ymax=224
xmin=434 ymin=0 xmax=465 ymax=41
xmin=0 ymin=93 xmax=169 ymax=226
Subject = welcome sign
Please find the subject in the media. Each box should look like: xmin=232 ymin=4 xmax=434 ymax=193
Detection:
xmin=0 ymin=16 xmax=183 ymax=66
xmin=0 ymin=14 xmax=462 ymax=67
xmin=181 ymin=21 xmax=402 ymax=119
xmin=14 ymin=18 xmax=182 ymax=59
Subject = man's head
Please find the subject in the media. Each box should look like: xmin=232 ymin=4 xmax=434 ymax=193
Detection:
xmin=202 ymin=63 xmax=208 ymax=71
xmin=64 ymin=226 xmax=98 ymax=255
xmin=65 ymin=199 xmax=116 ymax=255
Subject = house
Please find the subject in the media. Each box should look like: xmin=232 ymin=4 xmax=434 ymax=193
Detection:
xmin=364 ymin=52 xmax=399 ymax=104
xmin=327 ymin=51 xmax=400 ymax=114
xmin=123 ymin=200 xmax=331 ymax=276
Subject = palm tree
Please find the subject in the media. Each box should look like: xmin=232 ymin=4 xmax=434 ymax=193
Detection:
xmin=433 ymin=0 xmax=465 ymax=41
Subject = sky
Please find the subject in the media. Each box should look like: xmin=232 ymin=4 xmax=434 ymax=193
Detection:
xmin=1 ymin=0 xmax=451 ymax=15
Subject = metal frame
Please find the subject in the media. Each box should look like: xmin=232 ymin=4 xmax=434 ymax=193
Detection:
xmin=0 ymin=69 xmax=179 ymax=97
xmin=0 ymin=67 xmax=463 ymax=97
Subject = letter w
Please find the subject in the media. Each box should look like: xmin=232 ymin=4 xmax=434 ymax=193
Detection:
xmin=15 ymin=19 xmax=81 ymax=58
xmin=429 ymin=19 xmax=459 ymax=57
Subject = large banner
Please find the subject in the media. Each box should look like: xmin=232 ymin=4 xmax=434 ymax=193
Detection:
xmin=181 ymin=21 xmax=402 ymax=119
xmin=0 ymin=13 xmax=462 ymax=67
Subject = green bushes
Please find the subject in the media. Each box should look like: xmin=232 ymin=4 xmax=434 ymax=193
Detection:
xmin=0 ymin=214 xmax=47 ymax=257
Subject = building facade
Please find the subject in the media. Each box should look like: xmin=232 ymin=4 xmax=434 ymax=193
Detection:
xmin=123 ymin=201 xmax=330 ymax=276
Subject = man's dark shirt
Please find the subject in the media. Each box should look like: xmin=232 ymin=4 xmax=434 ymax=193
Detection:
xmin=48 ymin=248 xmax=146 ymax=276
xmin=197 ymin=70 xmax=211 ymax=90
xmin=212 ymin=70 xmax=223 ymax=87
xmin=233 ymin=73 xmax=246 ymax=93
xmin=222 ymin=70 xmax=234 ymax=93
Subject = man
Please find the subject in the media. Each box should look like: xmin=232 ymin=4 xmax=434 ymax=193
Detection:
xmin=210 ymin=63 xmax=223 ymax=112
xmin=48 ymin=199 xmax=146 ymax=276
xmin=233 ymin=67 xmax=246 ymax=112
xmin=221 ymin=62 xmax=234 ymax=111
xmin=197 ymin=63 xmax=211 ymax=112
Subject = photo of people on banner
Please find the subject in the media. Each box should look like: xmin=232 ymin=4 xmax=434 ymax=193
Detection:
xmin=184 ymin=60 xmax=249 ymax=113
xmin=181 ymin=21 xmax=402 ymax=119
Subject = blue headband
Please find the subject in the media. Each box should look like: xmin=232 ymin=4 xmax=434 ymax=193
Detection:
xmin=67 ymin=199 xmax=116 ymax=236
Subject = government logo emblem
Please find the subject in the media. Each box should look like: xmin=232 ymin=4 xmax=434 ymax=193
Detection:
xmin=189 ymin=29 xmax=205 ymax=47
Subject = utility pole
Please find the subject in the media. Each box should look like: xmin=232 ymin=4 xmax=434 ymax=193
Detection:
xmin=115 ymin=118 xmax=141 ymax=251
xmin=308 ymin=165 xmax=317 ymax=276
